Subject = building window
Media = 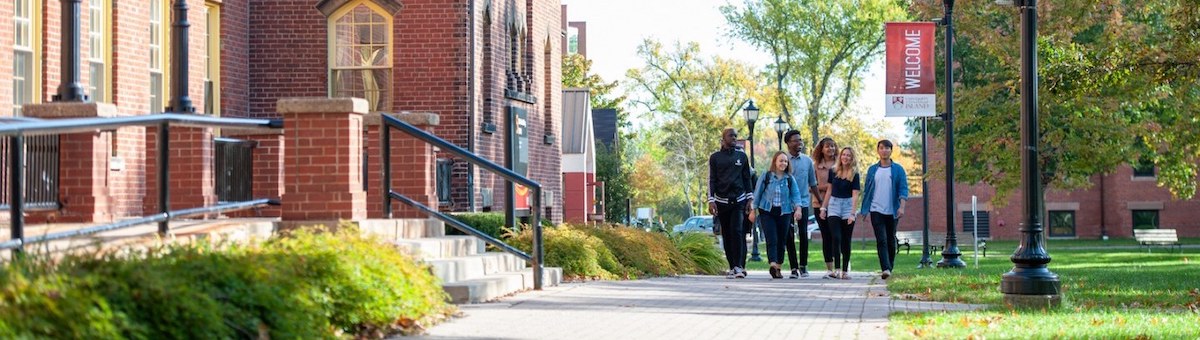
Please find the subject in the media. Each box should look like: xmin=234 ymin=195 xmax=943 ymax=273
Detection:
xmin=1047 ymin=210 xmax=1075 ymax=237
xmin=1132 ymin=158 xmax=1155 ymax=178
xmin=149 ymin=0 xmax=166 ymax=113
xmin=1132 ymin=210 xmax=1159 ymax=230
xmin=567 ymin=26 xmax=579 ymax=55
xmin=436 ymin=159 xmax=452 ymax=204
xmin=204 ymin=2 xmax=221 ymax=115
xmin=328 ymin=1 xmax=392 ymax=112
xmin=88 ymin=0 xmax=110 ymax=102
xmin=961 ymin=210 xmax=990 ymax=239
xmin=13 ymin=0 xmax=39 ymax=116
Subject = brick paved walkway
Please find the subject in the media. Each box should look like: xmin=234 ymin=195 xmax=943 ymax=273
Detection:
xmin=414 ymin=270 xmax=985 ymax=340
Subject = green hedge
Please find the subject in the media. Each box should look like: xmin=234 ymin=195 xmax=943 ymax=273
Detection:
xmin=0 ymin=224 xmax=453 ymax=339
xmin=508 ymin=224 xmax=723 ymax=280
xmin=446 ymin=212 xmax=553 ymax=241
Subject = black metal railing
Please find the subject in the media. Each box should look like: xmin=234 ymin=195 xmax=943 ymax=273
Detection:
xmin=215 ymin=138 xmax=255 ymax=202
xmin=381 ymin=114 xmax=545 ymax=290
xmin=0 ymin=135 xmax=60 ymax=211
xmin=1 ymin=113 xmax=283 ymax=255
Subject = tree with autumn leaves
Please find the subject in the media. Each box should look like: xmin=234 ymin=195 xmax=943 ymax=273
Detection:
xmin=908 ymin=0 xmax=1200 ymax=201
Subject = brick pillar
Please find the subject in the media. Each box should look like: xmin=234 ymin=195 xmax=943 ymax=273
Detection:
xmin=364 ymin=112 xmax=440 ymax=218
xmin=21 ymin=103 xmax=118 ymax=223
xmin=144 ymin=125 xmax=217 ymax=215
xmin=222 ymin=128 xmax=284 ymax=218
xmin=278 ymin=98 xmax=367 ymax=222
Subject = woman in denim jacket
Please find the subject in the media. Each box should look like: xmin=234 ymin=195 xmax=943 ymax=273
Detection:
xmin=753 ymin=151 xmax=804 ymax=279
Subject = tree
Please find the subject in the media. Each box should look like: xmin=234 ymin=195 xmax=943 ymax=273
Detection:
xmin=624 ymin=39 xmax=763 ymax=216
xmin=562 ymin=53 xmax=633 ymax=221
xmin=908 ymin=0 xmax=1200 ymax=200
xmin=722 ymin=0 xmax=908 ymax=145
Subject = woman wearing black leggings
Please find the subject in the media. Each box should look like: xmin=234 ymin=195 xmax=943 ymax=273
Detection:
xmin=819 ymin=147 xmax=860 ymax=280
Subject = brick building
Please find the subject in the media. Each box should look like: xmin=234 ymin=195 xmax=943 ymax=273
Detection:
xmin=2 ymin=0 xmax=565 ymax=223
xmin=896 ymin=136 xmax=1200 ymax=240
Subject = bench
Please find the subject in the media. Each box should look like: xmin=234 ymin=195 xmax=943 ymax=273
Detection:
xmin=897 ymin=231 xmax=987 ymax=257
xmin=1134 ymin=229 xmax=1182 ymax=253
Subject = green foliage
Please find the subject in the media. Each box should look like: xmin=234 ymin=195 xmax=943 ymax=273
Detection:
xmin=578 ymin=225 xmax=692 ymax=278
xmin=0 ymin=225 xmax=453 ymax=339
xmin=596 ymin=141 xmax=632 ymax=224
xmin=722 ymin=0 xmax=909 ymax=144
xmin=446 ymin=212 xmax=509 ymax=241
xmin=562 ymin=53 xmax=627 ymax=110
xmin=507 ymin=225 xmax=625 ymax=280
xmin=907 ymin=0 xmax=1200 ymax=201
xmin=669 ymin=232 xmax=726 ymax=275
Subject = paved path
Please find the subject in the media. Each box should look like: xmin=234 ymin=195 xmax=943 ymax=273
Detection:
xmin=414 ymin=270 xmax=984 ymax=340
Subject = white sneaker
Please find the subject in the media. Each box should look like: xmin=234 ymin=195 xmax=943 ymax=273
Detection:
xmin=734 ymin=267 xmax=746 ymax=278
xmin=726 ymin=269 xmax=737 ymax=279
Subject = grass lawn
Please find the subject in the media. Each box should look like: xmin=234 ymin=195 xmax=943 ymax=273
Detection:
xmin=735 ymin=237 xmax=1200 ymax=338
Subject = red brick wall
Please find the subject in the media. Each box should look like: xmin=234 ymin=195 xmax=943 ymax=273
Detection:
xmin=143 ymin=126 xmax=217 ymax=214
xmin=921 ymin=134 xmax=1200 ymax=239
xmin=246 ymin=0 xmax=327 ymax=118
xmin=221 ymin=0 xmax=250 ymax=117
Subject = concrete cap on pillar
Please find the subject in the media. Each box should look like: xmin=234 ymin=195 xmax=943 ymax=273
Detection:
xmin=277 ymin=97 xmax=368 ymax=115
xmin=21 ymin=102 xmax=118 ymax=118
xmin=363 ymin=111 xmax=440 ymax=126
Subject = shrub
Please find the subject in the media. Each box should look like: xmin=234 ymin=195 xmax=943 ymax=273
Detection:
xmin=578 ymin=224 xmax=694 ymax=278
xmin=446 ymin=213 xmax=509 ymax=241
xmin=0 ymin=224 xmax=453 ymax=339
xmin=508 ymin=226 xmax=625 ymax=280
xmin=669 ymin=232 xmax=725 ymax=275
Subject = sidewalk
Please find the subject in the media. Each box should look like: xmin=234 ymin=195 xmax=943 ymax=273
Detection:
xmin=413 ymin=271 xmax=985 ymax=340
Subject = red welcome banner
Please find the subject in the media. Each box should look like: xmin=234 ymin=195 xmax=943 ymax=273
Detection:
xmin=885 ymin=22 xmax=937 ymax=117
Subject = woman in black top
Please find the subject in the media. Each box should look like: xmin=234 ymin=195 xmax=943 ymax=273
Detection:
xmin=819 ymin=147 xmax=860 ymax=279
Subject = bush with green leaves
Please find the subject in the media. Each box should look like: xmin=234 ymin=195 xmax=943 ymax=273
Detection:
xmin=508 ymin=225 xmax=625 ymax=280
xmin=509 ymin=224 xmax=723 ymax=280
xmin=0 ymin=224 xmax=453 ymax=339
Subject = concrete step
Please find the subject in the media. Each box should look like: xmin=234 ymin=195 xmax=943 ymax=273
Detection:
xmin=426 ymin=252 xmax=527 ymax=283
xmin=357 ymin=218 xmax=445 ymax=239
xmin=443 ymin=267 xmax=564 ymax=304
xmin=392 ymin=236 xmax=484 ymax=259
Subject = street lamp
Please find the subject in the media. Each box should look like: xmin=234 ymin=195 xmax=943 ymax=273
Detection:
xmin=773 ymin=116 xmax=788 ymax=151
xmin=1000 ymin=0 xmax=1061 ymax=308
xmin=743 ymin=99 xmax=761 ymax=262
xmin=936 ymin=0 xmax=966 ymax=268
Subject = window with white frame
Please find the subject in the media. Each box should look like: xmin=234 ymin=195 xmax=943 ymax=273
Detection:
xmin=88 ymin=0 xmax=108 ymax=102
xmin=149 ymin=0 xmax=165 ymax=113
xmin=328 ymin=2 xmax=392 ymax=112
xmin=14 ymin=0 xmax=35 ymax=115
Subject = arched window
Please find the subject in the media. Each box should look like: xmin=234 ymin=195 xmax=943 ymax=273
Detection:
xmin=328 ymin=0 xmax=392 ymax=112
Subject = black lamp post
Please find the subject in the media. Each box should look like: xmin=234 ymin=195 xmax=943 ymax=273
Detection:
xmin=53 ymin=0 xmax=88 ymax=102
xmin=773 ymin=116 xmax=788 ymax=151
xmin=936 ymin=0 xmax=966 ymax=268
xmin=166 ymin=0 xmax=195 ymax=113
xmin=743 ymin=100 xmax=762 ymax=262
xmin=1000 ymin=0 xmax=1061 ymax=308
xmin=918 ymin=117 xmax=934 ymax=268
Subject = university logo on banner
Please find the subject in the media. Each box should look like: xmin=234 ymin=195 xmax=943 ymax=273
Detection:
xmin=885 ymin=22 xmax=937 ymax=117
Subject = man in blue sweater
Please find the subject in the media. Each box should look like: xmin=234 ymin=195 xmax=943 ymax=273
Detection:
xmin=858 ymin=140 xmax=909 ymax=280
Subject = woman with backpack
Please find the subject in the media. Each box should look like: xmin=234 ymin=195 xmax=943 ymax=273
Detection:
xmin=753 ymin=151 xmax=804 ymax=279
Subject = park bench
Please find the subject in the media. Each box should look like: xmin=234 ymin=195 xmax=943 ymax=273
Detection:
xmin=1134 ymin=229 xmax=1182 ymax=253
xmin=897 ymin=231 xmax=987 ymax=257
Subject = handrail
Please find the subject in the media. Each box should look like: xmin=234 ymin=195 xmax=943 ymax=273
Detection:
xmin=389 ymin=192 xmax=531 ymax=261
xmin=0 ymin=113 xmax=282 ymax=137
xmin=5 ymin=113 xmax=282 ymax=256
xmin=0 ymin=199 xmax=279 ymax=250
xmin=380 ymin=114 xmax=545 ymax=290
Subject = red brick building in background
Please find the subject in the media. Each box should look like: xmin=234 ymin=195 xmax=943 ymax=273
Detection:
xmin=2 ymin=0 xmax=565 ymax=224
xmin=895 ymin=135 xmax=1200 ymax=240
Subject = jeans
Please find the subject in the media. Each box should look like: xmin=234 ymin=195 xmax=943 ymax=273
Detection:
xmin=870 ymin=211 xmax=899 ymax=271
xmin=716 ymin=202 xmax=746 ymax=270
xmin=758 ymin=207 xmax=793 ymax=265
xmin=785 ymin=207 xmax=810 ymax=270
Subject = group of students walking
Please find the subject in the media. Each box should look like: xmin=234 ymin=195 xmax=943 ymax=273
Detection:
xmin=707 ymin=127 xmax=909 ymax=280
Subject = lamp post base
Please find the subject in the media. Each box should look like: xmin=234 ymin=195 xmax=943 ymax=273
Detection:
xmin=936 ymin=246 xmax=966 ymax=268
xmin=1003 ymin=294 xmax=1062 ymax=309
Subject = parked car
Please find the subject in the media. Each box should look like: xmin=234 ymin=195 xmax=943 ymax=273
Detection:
xmin=672 ymin=215 xmax=715 ymax=234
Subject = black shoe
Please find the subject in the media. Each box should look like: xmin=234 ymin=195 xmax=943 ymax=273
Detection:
xmin=788 ymin=269 xmax=800 ymax=279
xmin=769 ymin=266 xmax=782 ymax=279
xmin=800 ymin=267 xmax=810 ymax=278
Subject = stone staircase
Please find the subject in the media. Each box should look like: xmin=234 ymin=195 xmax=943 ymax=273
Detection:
xmin=360 ymin=219 xmax=562 ymax=304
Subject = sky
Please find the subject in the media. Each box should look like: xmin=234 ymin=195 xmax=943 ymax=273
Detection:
xmin=560 ymin=0 xmax=908 ymax=141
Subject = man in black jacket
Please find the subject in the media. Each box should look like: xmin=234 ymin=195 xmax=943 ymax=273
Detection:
xmin=709 ymin=128 xmax=755 ymax=279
